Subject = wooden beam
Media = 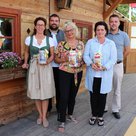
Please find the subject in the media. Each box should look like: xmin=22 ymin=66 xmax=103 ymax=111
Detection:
xmin=103 ymin=0 xmax=106 ymax=13
xmin=106 ymin=0 xmax=114 ymax=5
xmin=103 ymin=0 xmax=124 ymax=20
xmin=121 ymin=0 xmax=136 ymax=4
xmin=107 ymin=0 xmax=136 ymax=5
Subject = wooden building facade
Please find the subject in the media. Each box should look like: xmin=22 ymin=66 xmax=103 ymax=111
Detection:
xmin=0 ymin=0 xmax=135 ymax=124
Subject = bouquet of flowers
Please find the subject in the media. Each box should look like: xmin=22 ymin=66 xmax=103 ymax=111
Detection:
xmin=0 ymin=52 xmax=21 ymax=69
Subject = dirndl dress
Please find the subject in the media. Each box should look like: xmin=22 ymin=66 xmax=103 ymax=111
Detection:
xmin=27 ymin=58 xmax=55 ymax=100
xmin=27 ymin=36 xmax=55 ymax=100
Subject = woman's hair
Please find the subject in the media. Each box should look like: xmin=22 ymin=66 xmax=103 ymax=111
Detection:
xmin=63 ymin=21 xmax=79 ymax=38
xmin=32 ymin=17 xmax=47 ymax=35
xmin=94 ymin=21 xmax=109 ymax=36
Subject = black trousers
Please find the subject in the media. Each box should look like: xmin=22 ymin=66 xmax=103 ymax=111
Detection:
xmin=58 ymin=70 xmax=82 ymax=122
xmin=90 ymin=77 xmax=107 ymax=117
xmin=48 ymin=67 xmax=60 ymax=112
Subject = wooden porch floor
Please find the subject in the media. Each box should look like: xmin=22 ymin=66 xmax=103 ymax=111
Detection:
xmin=0 ymin=73 xmax=136 ymax=136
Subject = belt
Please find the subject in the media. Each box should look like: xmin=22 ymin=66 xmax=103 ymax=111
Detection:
xmin=116 ymin=60 xmax=123 ymax=64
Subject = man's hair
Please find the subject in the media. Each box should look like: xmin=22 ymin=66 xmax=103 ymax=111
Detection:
xmin=49 ymin=14 xmax=60 ymax=22
xmin=109 ymin=14 xmax=119 ymax=21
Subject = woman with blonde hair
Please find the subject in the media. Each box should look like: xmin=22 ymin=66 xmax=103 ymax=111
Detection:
xmin=55 ymin=21 xmax=84 ymax=132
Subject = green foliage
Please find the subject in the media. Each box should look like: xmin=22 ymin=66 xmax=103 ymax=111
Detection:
xmin=131 ymin=16 xmax=136 ymax=22
xmin=117 ymin=4 xmax=136 ymax=22
xmin=117 ymin=4 xmax=129 ymax=18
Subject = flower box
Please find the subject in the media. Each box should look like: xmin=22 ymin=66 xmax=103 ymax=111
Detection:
xmin=0 ymin=66 xmax=27 ymax=82
xmin=0 ymin=52 xmax=21 ymax=69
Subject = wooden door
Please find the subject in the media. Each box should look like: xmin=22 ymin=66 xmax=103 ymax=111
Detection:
xmin=125 ymin=22 xmax=136 ymax=73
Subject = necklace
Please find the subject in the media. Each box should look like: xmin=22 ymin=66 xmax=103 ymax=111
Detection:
xmin=67 ymin=40 xmax=78 ymax=49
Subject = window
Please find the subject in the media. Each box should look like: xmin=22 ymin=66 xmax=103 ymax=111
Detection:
xmin=73 ymin=19 xmax=93 ymax=44
xmin=57 ymin=0 xmax=73 ymax=9
xmin=0 ymin=18 xmax=13 ymax=51
xmin=0 ymin=7 xmax=21 ymax=55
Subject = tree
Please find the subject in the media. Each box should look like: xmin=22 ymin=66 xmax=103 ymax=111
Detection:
xmin=117 ymin=4 xmax=136 ymax=22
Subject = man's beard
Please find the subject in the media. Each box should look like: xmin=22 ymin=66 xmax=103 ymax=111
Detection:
xmin=49 ymin=24 xmax=59 ymax=31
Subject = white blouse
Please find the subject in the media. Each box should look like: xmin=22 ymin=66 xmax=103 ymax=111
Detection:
xmin=25 ymin=36 xmax=54 ymax=48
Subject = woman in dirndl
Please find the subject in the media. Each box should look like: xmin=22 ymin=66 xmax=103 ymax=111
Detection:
xmin=22 ymin=17 xmax=55 ymax=128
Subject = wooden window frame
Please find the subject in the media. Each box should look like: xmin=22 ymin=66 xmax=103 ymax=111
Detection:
xmin=0 ymin=7 xmax=21 ymax=55
xmin=73 ymin=19 xmax=93 ymax=40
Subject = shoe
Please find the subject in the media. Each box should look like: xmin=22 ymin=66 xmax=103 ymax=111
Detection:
xmin=43 ymin=119 xmax=49 ymax=128
xmin=112 ymin=112 xmax=120 ymax=119
xmin=97 ymin=118 xmax=104 ymax=126
xmin=37 ymin=118 xmax=42 ymax=125
xmin=89 ymin=117 xmax=97 ymax=125
xmin=58 ymin=122 xmax=65 ymax=133
xmin=67 ymin=115 xmax=78 ymax=124
xmin=104 ymin=110 xmax=108 ymax=113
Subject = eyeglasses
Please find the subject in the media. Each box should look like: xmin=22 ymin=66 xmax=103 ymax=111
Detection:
xmin=65 ymin=29 xmax=74 ymax=33
xmin=36 ymin=24 xmax=45 ymax=27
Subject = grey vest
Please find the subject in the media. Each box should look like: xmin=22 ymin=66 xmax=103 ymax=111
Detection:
xmin=46 ymin=29 xmax=65 ymax=43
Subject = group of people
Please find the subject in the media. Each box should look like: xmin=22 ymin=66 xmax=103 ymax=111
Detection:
xmin=22 ymin=13 xmax=130 ymax=133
